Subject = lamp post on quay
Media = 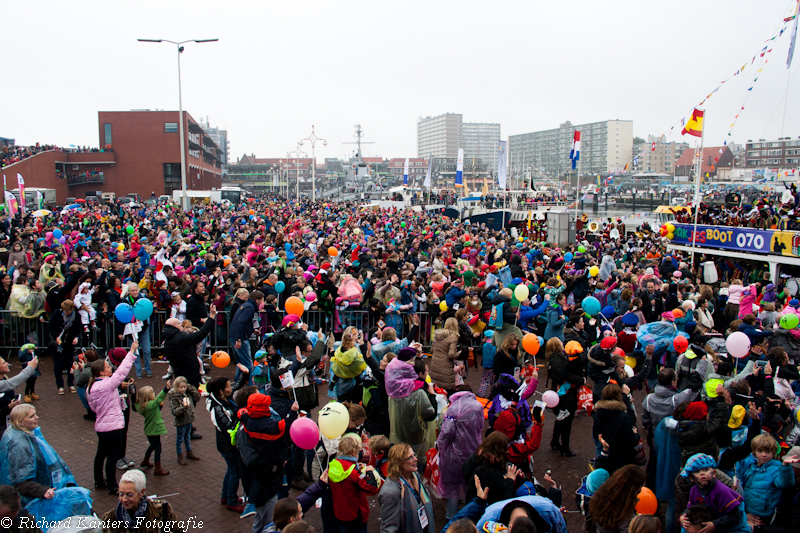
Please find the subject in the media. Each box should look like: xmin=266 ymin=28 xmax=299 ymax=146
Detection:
xmin=137 ymin=38 xmax=218 ymax=211
xmin=287 ymin=145 xmax=307 ymax=199
xmin=299 ymin=126 xmax=327 ymax=202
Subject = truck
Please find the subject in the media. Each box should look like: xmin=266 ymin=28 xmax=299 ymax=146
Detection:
xmin=10 ymin=187 xmax=56 ymax=208
xmin=172 ymin=187 xmax=243 ymax=206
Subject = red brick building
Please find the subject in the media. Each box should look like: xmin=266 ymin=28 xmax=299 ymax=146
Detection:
xmin=0 ymin=110 xmax=223 ymax=204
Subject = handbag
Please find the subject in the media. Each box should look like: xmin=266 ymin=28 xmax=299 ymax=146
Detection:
xmin=633 ymin=437 xmax=647 ymax=466
xmin=422 ymin=447 xmax=442 ymax=499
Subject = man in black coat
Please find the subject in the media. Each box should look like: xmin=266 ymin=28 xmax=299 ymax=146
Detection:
xmin=184 ymin=280 xmax=208 ymax=328
xmin=163 ymin=304 xmax=217 ymax=389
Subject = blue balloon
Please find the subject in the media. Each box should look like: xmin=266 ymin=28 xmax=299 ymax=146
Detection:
xmin=52 ymin=229 xmax=63 ymax=239
xmin=582 ymin=296 xmax=601 ymax=317
xmin=275 ymin=281 xmax=286 ymax=293
xmin=537 ymin=336 xmax=545 ymax=348
xmin=564 ymin=252 xmax=573 ymax=262
xmin=133 ymin=298 xmax=153 ymax=321
xmin=114 ymin=303 xmax=134 ymax=324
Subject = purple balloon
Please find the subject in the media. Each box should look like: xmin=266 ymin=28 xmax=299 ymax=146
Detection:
xmin=58 ymin=236 xmax=66 ymax=245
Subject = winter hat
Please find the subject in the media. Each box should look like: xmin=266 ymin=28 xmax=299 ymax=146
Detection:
xmin=790 ymin=299 xmax=799 ymax=307
xmin=398 ymin=347 xmax=417 ymax=361
xmin=621 ymin=313 xmax=639 ymax=326
xmin=684 ymin=401 xmax=708 ymax=421
xmin=599 ymin=336 xmax=617 ymax=350
xmin=565 ymin=341 xmax=584 ymax=355
xmin=492 ymin=410 xmax=520 ymax=439
xmin=108 ymin=347 xmax=127 ymax=367
xmin=601 ymin=305 xmax=615 ymax=319
xmin=586 ymin=468 xmax=609 ymax=494
xmin=282 ymin=314 xmax=301 ymax=327
xmin=680 ymin=453 xmax=716 ymax=478
xmin=728 ymin=405 xmax=746 ymax=429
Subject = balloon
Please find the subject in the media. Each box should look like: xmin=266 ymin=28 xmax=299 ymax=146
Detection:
xmin=318 ymin=402 xmax=349 ymax=439
xmin=537 ymin=336 xmax=545 ymax=350
xmin=780 ymin=313 xmax=799 ymax=330
xmin=665 ymin=223 xmax=675 ymax=233
xmin=726 ymin=331 xmax=751 ymax=358
xmin=249 ymin=209 xmax=255 ymax=215
xmin=275 ymin=281 xmax=285 ymax=293
xmin=290 ymin=417 xmax=320 ymax=450
xmin=58 ymin=236 xmax=66 ymax=245
xmin=564 ymin=252 xmax=573 ymax=262
xmin=673 ymin=336 xmax=689 ymax=354
xmin=305 ymin=291 xmax=317 ymax=302
xmin=439 ymin=301 xmax=448 ymax=312
xmin=624 ymin=364 xmax=634 ymax=378
xmin=133 ymin=298 xmax=153 ymax=321
xmin=53 ymin=229 xmax=62 ymax=239
xmin=522 ymin=333 xmax=540 ymax=356
xmin=673 ymin=270 xmax=682 ymax=278
xmin=223 ymin=256 xmax=231 ymax=267
xmin=114 ymin=303 xmax=134 ymax=324
xmin=285 ymin=296 xmax=305 ymax=317
xmin=635 ymin=487 xmax=658 ymax=515
xmin=542 ymin=390 xmax=560 ymax=409
xmin=514 ymin=284 xmax=529 ymax=302
xmin=577 ymin=245 xmax=586 ymax=253
xmin=625 ymin=356 xmax=637 ymax=369
xmin=401 ymin=222 xmax=406 ymax=228
xmin=666 ymin=232 xmax=674 ymax=240
xmin=212 ymin=351 xmax=230 ymax=368
xmin=589 ymin=266 xmax=599 ymax=277
xmin=126 ymin=225 xmax=134 ymax=235
xmin=118 ymin=243 xmax=124 ymax=251
xmin=582 ymin=296 xmax=601 ymax=316
xmin=328 ymin=246 xmax=339 ymax=257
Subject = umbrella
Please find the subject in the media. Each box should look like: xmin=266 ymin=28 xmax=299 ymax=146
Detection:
xmin=75 ymin=199 xmax=86 ymax=203
xmin=66 ymin=204 xmax=81 ymax=210
xmin=31 ymin=209 xmax=51 ymax=218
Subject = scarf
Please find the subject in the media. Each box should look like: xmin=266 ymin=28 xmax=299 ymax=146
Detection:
xmin=115 ymin=496 xmax=148 ymax=531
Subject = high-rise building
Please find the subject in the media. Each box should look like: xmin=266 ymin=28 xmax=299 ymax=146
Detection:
xmin=417 ymin=113 xmax=463 ymax=158
xmin=463 ymin=122 xmax=501 ymax=171
xmin=509 ymin=120 xmax=633 ymax=178
xmin=200 ymin=118 xmax=229 ymax=174
xmin=745 ymin=137 xmax=800 ymax=168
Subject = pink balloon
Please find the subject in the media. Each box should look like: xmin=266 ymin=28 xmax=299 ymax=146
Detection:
xmin=542 ymin=390 xmax=560 ymax=409
xmin=290 ymin=417 xmax=320 ymax=450
xmin=726 ymin=331 xmax=751 ymax=358
xmin=673 ymin=270 xmax=682 ymax=278
xmin=305 ymin=291 xmax=317 ymax=302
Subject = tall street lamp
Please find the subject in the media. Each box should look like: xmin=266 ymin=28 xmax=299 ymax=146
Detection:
xmin=299 ymin=126 xmax=327 ymax=202
xmin=287 ymin=146 xmax=307 ymax=198
xmin=138 ymin=38 xmax=218 ymax=211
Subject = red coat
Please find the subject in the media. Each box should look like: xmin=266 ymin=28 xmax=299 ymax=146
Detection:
xmin=329 ymin=458 xmax=380 ymax=523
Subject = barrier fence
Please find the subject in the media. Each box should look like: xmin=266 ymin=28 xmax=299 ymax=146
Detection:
xmin=0 ymin=308 xmax=440 ymax=360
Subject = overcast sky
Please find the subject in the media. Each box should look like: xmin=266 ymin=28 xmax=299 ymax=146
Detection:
xmin=3 ymin=0 xmax=800 ymax=162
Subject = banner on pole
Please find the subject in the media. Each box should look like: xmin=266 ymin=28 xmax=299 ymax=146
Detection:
xmin=497 ymin=141 xmax=507 ymax=189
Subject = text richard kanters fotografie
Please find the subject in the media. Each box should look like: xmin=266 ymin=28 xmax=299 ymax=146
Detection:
xmin=2 ymin=515 xmax=205 ymax=531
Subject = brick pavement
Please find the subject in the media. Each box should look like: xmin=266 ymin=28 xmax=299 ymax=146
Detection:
xmin=29 ymin=355 xmax=648 ymax=532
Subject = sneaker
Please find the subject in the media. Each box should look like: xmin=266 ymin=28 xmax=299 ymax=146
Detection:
xmin=146 ymin=373 xmax=152 ymax=378
xmin=115 ymin=459 xmax=129 ymax=470
xmin=135 ymin=374 xmax=142 ymax=379
xmin=226 ymin=503 xmax=246 ymax=513
xmin=190 ymin=432 xmax=202 ymax=440
xmin=240 ymin=503 xmax=256 ymax=519
xmin=69 ymin=386 xmax=76 ymax=393
xmin=58 ymin=388 xmax=65 ymax=395
xmin=124 ymin=457 xmax=136 ymax=468
xmin=162 ymin=373 xmax=171 ymax=380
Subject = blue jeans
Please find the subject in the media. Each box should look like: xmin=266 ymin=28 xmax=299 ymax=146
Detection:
xmin=230 ymin=338 xmax=253 ymax=385
xmin=220 ymin=452 xmax=241 ymax=505
xmin=129 ymin=328 xmax=151 ymax=376
xmin=176 ymin=423 xmax=192 ymax=454
xmin=77 ymin=386 xmax=89 ymax=410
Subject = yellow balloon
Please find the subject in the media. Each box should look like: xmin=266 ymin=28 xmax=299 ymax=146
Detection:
xmin=625 ymin=356 xmax=637 ymax=369
xmin=318 ymin=402 xmax=349 ymax=439
xmin=589 ymin=266 xmax=599 ymax=277
xmin=117 ymin=244 xmax=125 ymax=251
xmin=514 ymin=284 xmax=529 ymax=302
xmin=439 ymin=301 xmax=448 ymax=312
xmin=665 ymin=223 xmax=675 ymax=233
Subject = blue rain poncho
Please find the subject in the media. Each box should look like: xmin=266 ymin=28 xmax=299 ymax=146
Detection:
xmin=0 ymin=427 xmax=92 ymax=529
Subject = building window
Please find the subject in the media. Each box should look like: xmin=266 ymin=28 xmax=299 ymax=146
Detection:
xmin=104 ymin=123 xmax=112 ymax=145
xmin=163 ymin=163 xmax=182 ymax=194
xmin=164 ymin=123 xmax=178 ymax=133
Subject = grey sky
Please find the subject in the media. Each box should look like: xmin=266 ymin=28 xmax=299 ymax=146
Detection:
xmin=2 ymin=0 xmax=799 ymax=162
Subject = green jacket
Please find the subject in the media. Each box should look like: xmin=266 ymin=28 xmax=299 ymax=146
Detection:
xmin=134 ymin=388 xmax=168 ymax=436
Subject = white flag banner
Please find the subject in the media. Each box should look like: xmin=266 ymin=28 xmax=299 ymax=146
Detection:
xmin=403 ymin=158 xmax=409 ymax=187
xmin=423 ymin=155 xmax=432 ymax=188
xmin=497 ymin=141 xmax=508 ymax=189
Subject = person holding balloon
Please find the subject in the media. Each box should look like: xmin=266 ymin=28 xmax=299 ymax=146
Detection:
xmin=120 ymin=283 xmax=154 ymax=378
xmin=47 ymin=299 xmax=82 ymax=395
xmin=546 ymin=338 xmax=584 ymax=457
xmin=229 ymin=290 xmax=265 ymax=386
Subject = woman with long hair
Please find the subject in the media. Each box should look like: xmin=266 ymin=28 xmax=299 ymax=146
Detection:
xmin=493 ymin=333 xmax=521 ymax=380
xmin=377 ymin=442 xmax=435 ymax=533
xmin=589 ymin=465 xmax=646 ymax=533
xmin=592 ymin=383 xmax=639 ymax=473
xmin=429 ymin=317 xmax=460 ymax=394
xmin=461 ymin=431 xmax=522 ymax=506
xmin=547 ymin=338 xmax=584 ymax=457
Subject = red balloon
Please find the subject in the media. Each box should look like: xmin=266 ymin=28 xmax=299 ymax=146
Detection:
xmin=613 ymin=347 xmax=626 ymax=358
xmin=635 ymin=487 xmax=658 ymax=515
xmin=673 ymin=336 xmax=689 ymax=353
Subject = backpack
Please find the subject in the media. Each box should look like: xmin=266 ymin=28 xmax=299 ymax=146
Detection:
xmin=488 ymin=302 xmax=504 ymax=329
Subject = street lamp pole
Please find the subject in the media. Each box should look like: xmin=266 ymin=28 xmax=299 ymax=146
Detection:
xmin=299 ymin=125 xmax=327 ymax=202
xmin=287 ymin=146 xmax=307 ymax=199
xmin=138 ymin=38 xmax=218 ymax=211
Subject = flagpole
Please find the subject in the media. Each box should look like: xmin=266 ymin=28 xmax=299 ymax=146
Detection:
xmin=690 ymin=109 xmax=705 ymax=265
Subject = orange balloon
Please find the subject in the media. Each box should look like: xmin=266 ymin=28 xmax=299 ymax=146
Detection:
xmin=212 ymin=351 xmax=230 ymax=368
xmin=328 ymin=246 xmax=339 ymax=257
xmin=522 ymin=333 xmax=540 ymax=356
xmin=285 ymin=296 xmax=305 ymax=317
xmin=249 ymin=209 xmax=255 ymax=215
xmin=635 ymin=487 xmax=658 ymax=515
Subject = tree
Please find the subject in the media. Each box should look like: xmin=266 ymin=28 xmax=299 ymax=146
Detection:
xmin=633 ymin=136 xmax=646 ymax=145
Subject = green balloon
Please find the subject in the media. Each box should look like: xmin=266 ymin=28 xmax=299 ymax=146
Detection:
xmin=401 ymin=222 xmax=406 ymax=228
xmin=578 ymin=245 xmax=586 ymax=253
xmin=126 ymin=225 xmax=134 ymax=235
xmin=780 ymin=313 xmax=799 ymax=329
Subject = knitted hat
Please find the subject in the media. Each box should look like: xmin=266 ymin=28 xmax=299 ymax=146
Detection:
xmin=600 ymin=336 xmax=617 ymax=350
xmin=493 ymin=410 xmax=520 ymax=439
xmin=680 ymin=453 xmax=716 ymax=478
xmin=790 ymin=299 xmax=799 ymax=307
xmin=398 ymin=347 xmax=417 ymax=361
xmin=586 ymin=468 xmax=609 ymax=494
xmin=282 ymin=314 xmax=301 ymax=327
xmin=684 ymin=401 xmax=708 ymax=421
xmin=601 ymin=306 xmax=616 ymax=319
xmin=108 ymin=347 xmax=127 ymax=366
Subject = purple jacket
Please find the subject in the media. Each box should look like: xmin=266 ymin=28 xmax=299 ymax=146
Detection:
xmin=436 ymin=392 xmax=484 ymax=499
xmin=87 ymin=351 xmax=137 ymax=433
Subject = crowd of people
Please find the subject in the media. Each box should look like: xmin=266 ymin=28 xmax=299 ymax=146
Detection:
xmin=1 ymin=143 xmax=112 ymax=170
xmin=0 ymin=191 xmax=794 ymax=533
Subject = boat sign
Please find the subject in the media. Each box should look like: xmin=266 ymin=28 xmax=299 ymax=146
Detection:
xmin=670 ymin=224 xmax=772 ymax=254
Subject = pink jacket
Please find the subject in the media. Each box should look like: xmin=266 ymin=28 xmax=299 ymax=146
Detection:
xmin=727 ymin=284 xmax=745 ymax=305
xmin=738 ymin=285 xmax=757 ymax=320
xmin=87 ymin=351 xmax=137 ymax=433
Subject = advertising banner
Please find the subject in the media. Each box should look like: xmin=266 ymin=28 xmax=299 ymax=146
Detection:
xmin=671 ymin=224 xmax=773 ymax=254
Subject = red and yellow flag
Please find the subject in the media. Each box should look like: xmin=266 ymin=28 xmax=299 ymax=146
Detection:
xmin=681 ymin=109 xmax=704 ymax=137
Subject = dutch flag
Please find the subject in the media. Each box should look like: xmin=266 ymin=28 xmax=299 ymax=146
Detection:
xmin=570 ymin=131 xmax=581 ymax=170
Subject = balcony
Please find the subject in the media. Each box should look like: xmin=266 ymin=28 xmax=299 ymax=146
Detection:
xmin=66 ymin=172 xmax=104 ymax=186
